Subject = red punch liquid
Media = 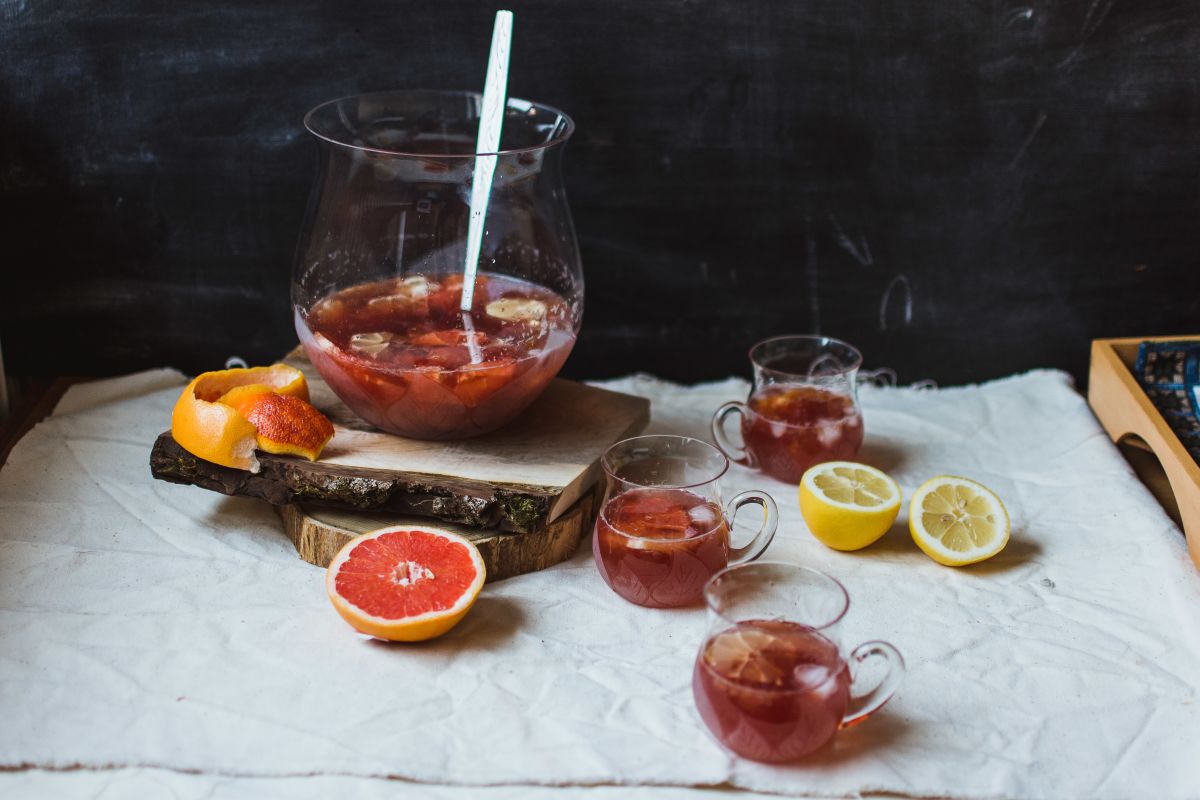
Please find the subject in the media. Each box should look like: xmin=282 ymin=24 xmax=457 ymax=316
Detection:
xmin=693 ymin=620 xmax=851 ymax=762
xmin=592 ymin=487 xmax=729 ymax=608
xmin=297 ymin=272 xmax=575 ymax=439
xmin=742 ymin=386 xmax=864 ymax=483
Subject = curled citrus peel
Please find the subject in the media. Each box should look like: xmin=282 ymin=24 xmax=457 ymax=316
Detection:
xmin=219 ymin=388 xmax=334 ymax=462
xmin=170 ymin=364 xmax=330 ymax=472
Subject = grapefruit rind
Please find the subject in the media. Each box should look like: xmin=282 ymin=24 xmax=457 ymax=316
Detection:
xmin=171 ymin=388 xmax=260 ymax=471
xmin=216 ymin=383 xmax=278 ymax=412
xmin=170 ymin=364 xmax=310 ymax=472
xmin=188 ymin=365 xmax=309 ymax=403
xmin=219 ymin=390 xmax=334 ymax=462
xmin=325 ymin=525 xmax=487 ymax=642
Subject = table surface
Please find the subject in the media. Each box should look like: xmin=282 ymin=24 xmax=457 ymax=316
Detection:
xmin=0 ymin=374 xmax=867 ymax=799
xmin=2 ymin=369 xmax=1198 ymax=799
xmin=0 ymin=376 xmax=798 ymax=800
xmin=3 ymin=377 xmax=1186 ymax=531
xmin=0 ymin=376 xmax=74 ymax=468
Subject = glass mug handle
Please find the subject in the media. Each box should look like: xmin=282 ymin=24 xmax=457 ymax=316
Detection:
xmin=723 ymin=490 xmax=778 ymax=565
xmin=841 ymin=641 xmax=905 ymax=727
xmin=711 ymin=401 xmax=753 ymax=466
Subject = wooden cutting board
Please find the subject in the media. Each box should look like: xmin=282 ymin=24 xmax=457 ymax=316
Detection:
xmin=276 ymin=482 xmax=602 ymax=580
xmin=151 ymin=348 xmax=649 ymax=532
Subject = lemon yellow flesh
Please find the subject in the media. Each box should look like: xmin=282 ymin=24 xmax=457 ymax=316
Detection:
xmin=909 ymin=477 xmax=1009 ymax=566
xmin=799 ymin=462 xmax=902 ymax=551
xmin=811 ymin=466 xmax=894 ymax=507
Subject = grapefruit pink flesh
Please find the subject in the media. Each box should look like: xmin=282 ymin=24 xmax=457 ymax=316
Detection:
xmin=326 ymin=526 xmax=486 ymax=642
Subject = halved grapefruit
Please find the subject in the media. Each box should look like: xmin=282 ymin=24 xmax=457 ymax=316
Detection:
xmin=326 ymin=526 xmax=486 ymax=642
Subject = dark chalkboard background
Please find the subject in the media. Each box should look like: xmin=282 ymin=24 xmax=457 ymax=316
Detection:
xmin=2 ymin=0 xmax=1197 ymax=386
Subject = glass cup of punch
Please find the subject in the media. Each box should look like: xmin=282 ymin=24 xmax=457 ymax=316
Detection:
xmin=693 ymin=562 xmax=905 ymax=762
xmin=592 ymin=435 xmax=779 ymax=608
xmin=712 ymin=336 xmax=865 ymax=484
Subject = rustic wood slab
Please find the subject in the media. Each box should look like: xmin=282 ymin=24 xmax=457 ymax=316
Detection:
xmin=276 ymin=482 xmax=601 ymax=580
xmin=150 ymin=349 xmax=648 ymax=532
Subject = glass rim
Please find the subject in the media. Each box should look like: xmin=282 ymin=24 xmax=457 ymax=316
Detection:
xmin=702 ymin=561 xmax=850 ymax=631
xmin=601 ymin=434 xmax=730 ymax=489
xmin=303 ymin=89 xmax=576 ymax=159
xmin=749 ymin=335 xmax=864 ymax=377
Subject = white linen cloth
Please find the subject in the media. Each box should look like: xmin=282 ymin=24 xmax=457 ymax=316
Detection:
xmin=0 ymin=768 xmax=787 ymax=800
xmin=0 ymin=369 xmax=1197 ymax=799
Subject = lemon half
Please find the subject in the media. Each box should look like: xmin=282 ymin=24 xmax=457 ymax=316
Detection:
xmin=908 ymin=475 xmax=1010 ymax=566
xmin=799 ymin=462 xmax=902 ymax=551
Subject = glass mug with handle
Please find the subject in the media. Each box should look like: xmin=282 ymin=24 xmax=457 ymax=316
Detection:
xmin=712 ymin=335 xmax=864 ymax=484
xmin=592 ymin=435 xmax=779 ymax=608
xmin=693 ymin=562 xmax=904 ymax=762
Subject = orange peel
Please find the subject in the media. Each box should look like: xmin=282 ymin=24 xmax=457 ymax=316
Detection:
xmin=216 ymin=383 xmax=279 ymax=412
xmin=220 ymin=390 xmax=334 ymax=462
xmin=170 ymin=364 xmax=312 ymax=471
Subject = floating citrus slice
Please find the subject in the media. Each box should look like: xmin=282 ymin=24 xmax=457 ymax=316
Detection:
xmin=486 ymin=297 xmax=547 ymax=322
xmin=799 ymin=462 xmax=902 ymax=551
xmin=170 ymin=364 xmax=310 ymax=471
xmin=604 ymin=489 xmax=695 ymax=540
xmin=326 ymin=526 xmax=486 ymax=641
xmin=909 ymin=476 xmax=1010 ymax=566
xmin=704 ymin=624 xmax=791 ymax=687
xmin=218 ymin=386 xmax=334 ymax=462
xmin=411 ymin=329 xmax=490 ymax=348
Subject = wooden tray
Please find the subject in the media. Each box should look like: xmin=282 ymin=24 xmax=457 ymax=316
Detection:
xmin=1088 ymin=335 xmax=1200 ymax=569
xmin=277 ymin=482 xmax=602 ymax=581
xmin=151 ymin=349 xmax=649 ymax=533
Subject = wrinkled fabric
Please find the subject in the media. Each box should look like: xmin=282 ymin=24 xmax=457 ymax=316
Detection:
xmin=0 ymin=369 xmax=1197 ymax=799
xmin=0 ymin=767 xmax=782 ymax=800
